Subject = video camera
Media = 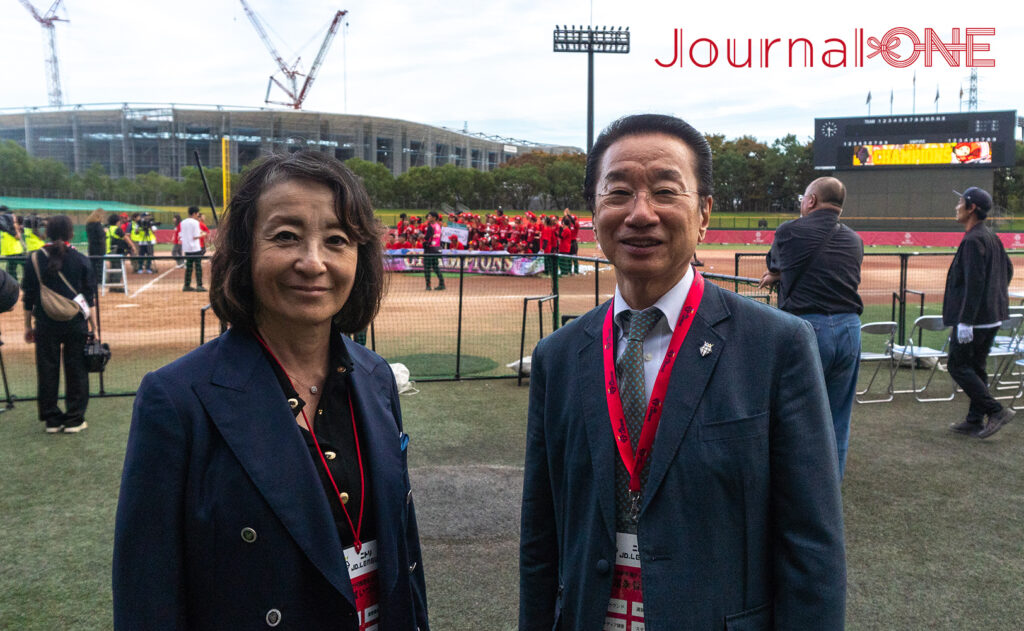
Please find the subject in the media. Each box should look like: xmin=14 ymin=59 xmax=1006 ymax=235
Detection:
xmin=139 ymin=213 xmax=160 ymax=231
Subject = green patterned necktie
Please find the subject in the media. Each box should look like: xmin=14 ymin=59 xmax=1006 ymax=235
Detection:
xmin=614 ymin=306 xmax=663 ymax=530
xmin=617 ymin=307 xmax=663 ymax=450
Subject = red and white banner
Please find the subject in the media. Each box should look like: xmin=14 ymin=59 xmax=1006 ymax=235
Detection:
xmin=699 ymin=229 xmax=1024 ymax=249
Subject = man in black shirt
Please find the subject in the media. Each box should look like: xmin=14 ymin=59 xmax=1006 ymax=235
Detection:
xmin=944 ymin=187 xmax=1014 ymax=439
xmin=760 ymin=176 xmax=864 ymax=478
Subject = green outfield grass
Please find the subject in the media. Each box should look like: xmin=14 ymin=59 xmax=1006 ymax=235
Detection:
xmin=1 ymin=374 xmax=1022 ymax=630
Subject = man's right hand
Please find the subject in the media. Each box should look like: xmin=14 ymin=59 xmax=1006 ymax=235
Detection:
xmin=758 ymin=270 xmax=780 ymax=289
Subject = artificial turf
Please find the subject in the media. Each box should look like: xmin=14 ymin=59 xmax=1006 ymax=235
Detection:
xmin=0 ymin=375 xmax=1021 ymax=630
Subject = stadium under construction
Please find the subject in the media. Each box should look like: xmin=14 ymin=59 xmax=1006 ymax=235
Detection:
xmin=0 ymin=103 xmax=578 ymax=180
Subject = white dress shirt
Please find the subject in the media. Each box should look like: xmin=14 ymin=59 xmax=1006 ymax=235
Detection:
xmin=613 ymin=265 xmax=694 ymax=403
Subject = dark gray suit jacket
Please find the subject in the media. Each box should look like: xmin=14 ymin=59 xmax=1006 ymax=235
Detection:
xmin=942 ymin=223 xmax=1013 ymax=327
xmin=520 ymin=280 xmax=846 ymax=631
xmin=113 ymin=327 xmax=428 ymax=630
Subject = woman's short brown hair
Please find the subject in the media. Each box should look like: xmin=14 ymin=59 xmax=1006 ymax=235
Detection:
xmin=210 ymin=151 xmax=385 ymax=334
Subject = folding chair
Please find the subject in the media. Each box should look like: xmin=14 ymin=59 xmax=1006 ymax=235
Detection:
xmin=856 ymin=321 xmax=897 ymax=404
xmin=891 ymin=315 xmax=955 ymax=402
xmin=986 ymin=313 xmax=1024 ymax=397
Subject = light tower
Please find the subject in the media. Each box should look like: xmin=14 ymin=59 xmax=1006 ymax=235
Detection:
xmin=553 ymin=25 xmax=630 ymax=153
xmin=968 ymin=69 xmax=979 ymax=112
xmin=18 ymin=0 xmax=68 ymax=107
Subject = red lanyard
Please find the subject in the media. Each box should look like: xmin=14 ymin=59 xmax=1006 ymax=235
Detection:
xmin=602 ymin=272 xmax=705 ymax=520
xmin=255 ymin=332 xmax=367 ymax=552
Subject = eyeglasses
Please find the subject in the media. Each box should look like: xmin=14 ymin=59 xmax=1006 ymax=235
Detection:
xmin=596 ymin=189 xmax=699 ymax=211
xmin=797 ymin=194 xmax=805 ymax=203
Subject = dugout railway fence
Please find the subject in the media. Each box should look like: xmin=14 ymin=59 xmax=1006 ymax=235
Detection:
xmin=3 ymin=251 xmax=1024 ymax=406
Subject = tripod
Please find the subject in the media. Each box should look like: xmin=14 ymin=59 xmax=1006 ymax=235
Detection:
xmin=0 ymin=328 xmax=14 ymax=412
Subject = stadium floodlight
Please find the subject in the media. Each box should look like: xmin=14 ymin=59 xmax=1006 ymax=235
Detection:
xmin=553 ymin=24 xmax=630 ymax=153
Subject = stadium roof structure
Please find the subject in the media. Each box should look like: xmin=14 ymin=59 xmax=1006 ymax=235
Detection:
xmin=0 ymin=103 xmax=580 ymax=181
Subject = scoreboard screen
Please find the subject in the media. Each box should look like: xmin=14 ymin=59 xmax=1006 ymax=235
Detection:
xmin=814 ymin=110 xmax=1016 ymax=170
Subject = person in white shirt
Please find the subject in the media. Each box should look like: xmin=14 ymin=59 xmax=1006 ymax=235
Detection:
xmin=180 ymin=206 xmax=208 ymax=292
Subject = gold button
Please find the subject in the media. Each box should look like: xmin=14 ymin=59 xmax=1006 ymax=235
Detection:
xmin=241 ymin=527 xmax=257 ymax=543
xmin=339 ymin=492 xmax=349 ymax=504
xmin=324 ymin=451 xmax=336 ymax=460
xmin=287 ymin=398 xmax=299 ymax=409
xmin=337 ymin=366 xmax=347 ymax=373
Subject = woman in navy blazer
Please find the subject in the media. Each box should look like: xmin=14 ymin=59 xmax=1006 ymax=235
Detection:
xmin=113 ymin=151 xmax=429 ymax=630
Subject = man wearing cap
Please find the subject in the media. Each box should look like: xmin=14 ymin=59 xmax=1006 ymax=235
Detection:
xmin=945 ymin=186 xmax=1015 ymax=438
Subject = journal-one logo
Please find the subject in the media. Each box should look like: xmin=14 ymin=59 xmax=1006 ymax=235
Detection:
xmin=655 ymin=28 xmax=995 ymax=69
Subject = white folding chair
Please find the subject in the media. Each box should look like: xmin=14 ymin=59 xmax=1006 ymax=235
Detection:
xmin=891 ymin=315 xmax=955 ymax=402
xmin=856 ymin=321 xmax=897 ymax=404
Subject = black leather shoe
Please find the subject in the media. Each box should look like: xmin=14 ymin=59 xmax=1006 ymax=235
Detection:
xmin=978 ymin=408 xmax=1015 ymax=439
xmin=949 ymin=419 xmax=984 ymax=436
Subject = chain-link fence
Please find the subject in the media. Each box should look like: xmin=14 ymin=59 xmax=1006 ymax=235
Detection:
xmin=735 ymin=251 xmax=1024 ymax=352
xmin=6 ymin=250 xmax=1019 ymax=407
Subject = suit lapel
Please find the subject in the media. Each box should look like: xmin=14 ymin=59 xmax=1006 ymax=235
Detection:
xmin=344 ymin=337 xmax=404 ymax=605
xmin=193 ymin=328 xmax=356 ymax=604
xmin=640 ymin=282 xmax=729 ymax=517
xmin=579 ymin=303 xmax=618 ymax=545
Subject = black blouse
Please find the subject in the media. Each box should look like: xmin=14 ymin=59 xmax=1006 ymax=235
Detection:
xmin=261 ymin=329 xmax=376 ymax=549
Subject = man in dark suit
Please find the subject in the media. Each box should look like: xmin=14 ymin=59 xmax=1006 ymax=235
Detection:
xmin=944 ymin=186 xmax=1015 ymax=439
xmin=519 ymin=114 xmax=846 ymax=630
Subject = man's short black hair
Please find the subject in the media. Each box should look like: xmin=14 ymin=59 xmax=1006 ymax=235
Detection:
xmin=584 ymin=114 xmax=714 ymax=212
xmin=188 ymin=206 xmax=200 ymax=216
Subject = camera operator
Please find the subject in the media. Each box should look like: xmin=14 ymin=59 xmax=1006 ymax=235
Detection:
xmin=105 ymin=214 xmax=136 ymax=270
xmin=130 ymin=212 xmax=158 ymax=274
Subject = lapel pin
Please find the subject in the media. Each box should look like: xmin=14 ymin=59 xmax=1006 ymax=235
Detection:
xmin=699 ymin=341 xmax=713 ymax=357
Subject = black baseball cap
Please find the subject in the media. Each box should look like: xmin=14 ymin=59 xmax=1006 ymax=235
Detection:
xmin=953 ymin=187 xmax=993 ymax=212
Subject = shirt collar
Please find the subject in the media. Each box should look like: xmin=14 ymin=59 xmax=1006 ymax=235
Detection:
xmin=260 ymin=325 xmax=355 ymax=417
xmin=613 ymin=265 xmax=694 ymax=333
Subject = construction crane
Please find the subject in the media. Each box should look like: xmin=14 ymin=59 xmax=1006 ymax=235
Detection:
xmin=19 ymin=0 xmax=68 ymax=107
xmin=238 ymin=0 xmax=347 ymax=110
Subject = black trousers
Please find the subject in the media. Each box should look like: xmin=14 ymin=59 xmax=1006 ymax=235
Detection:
xmin=35 ymin=316 xmax=90 ymax=425
xmin=948 ymin=327 xmax=1003 ymax=422
xmin=184 ymin=251 xmax=203 ymax=287
xmin=137 ymin=243 xmax=154 ymax=271
xmin=423 ymin=248 xmax=444 ymax=287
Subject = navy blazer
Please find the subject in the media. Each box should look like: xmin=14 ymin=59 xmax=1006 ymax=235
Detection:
xmin=520 ymin=280 xmax=846 ymax=631
xmin=113 ymin=327 xmax=428 ymax=630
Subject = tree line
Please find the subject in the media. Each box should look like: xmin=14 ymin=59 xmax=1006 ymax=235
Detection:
xmin=2 ymin=137 xmax=1022 ymax=214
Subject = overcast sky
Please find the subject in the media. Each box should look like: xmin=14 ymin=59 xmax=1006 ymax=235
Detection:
xmin=1 ymin=0 xmax=1022 ymax=150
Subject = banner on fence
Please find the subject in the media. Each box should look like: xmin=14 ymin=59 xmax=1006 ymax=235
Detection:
xmin=385 ymin=250 xmax=546 ymax=276
xmin=703 ymin=229 xmax=1024 ymax=249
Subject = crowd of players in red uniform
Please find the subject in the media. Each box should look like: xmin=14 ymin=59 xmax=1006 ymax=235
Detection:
xmin=386 ymin=209 xmax=580 ymax=255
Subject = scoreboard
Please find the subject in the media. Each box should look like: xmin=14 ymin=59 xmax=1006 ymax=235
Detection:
xmin=813 ymin=110 xmax=1017 ymax=170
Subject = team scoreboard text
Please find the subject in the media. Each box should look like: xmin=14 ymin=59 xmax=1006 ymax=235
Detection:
xmin=814 ymin=110 xmax=1016 ymax=170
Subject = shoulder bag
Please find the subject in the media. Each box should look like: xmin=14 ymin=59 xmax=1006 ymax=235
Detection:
xmin=30 ymin=251 xmax=83 ymax=321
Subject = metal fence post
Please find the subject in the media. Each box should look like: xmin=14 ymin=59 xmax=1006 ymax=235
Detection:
xmin=551 ymin=254 xmax=560 ymax=331
xmin=455 ymin=254 xmax=466 ymax=379
xmin=898 ymin=253 xmax=909 ymax=344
